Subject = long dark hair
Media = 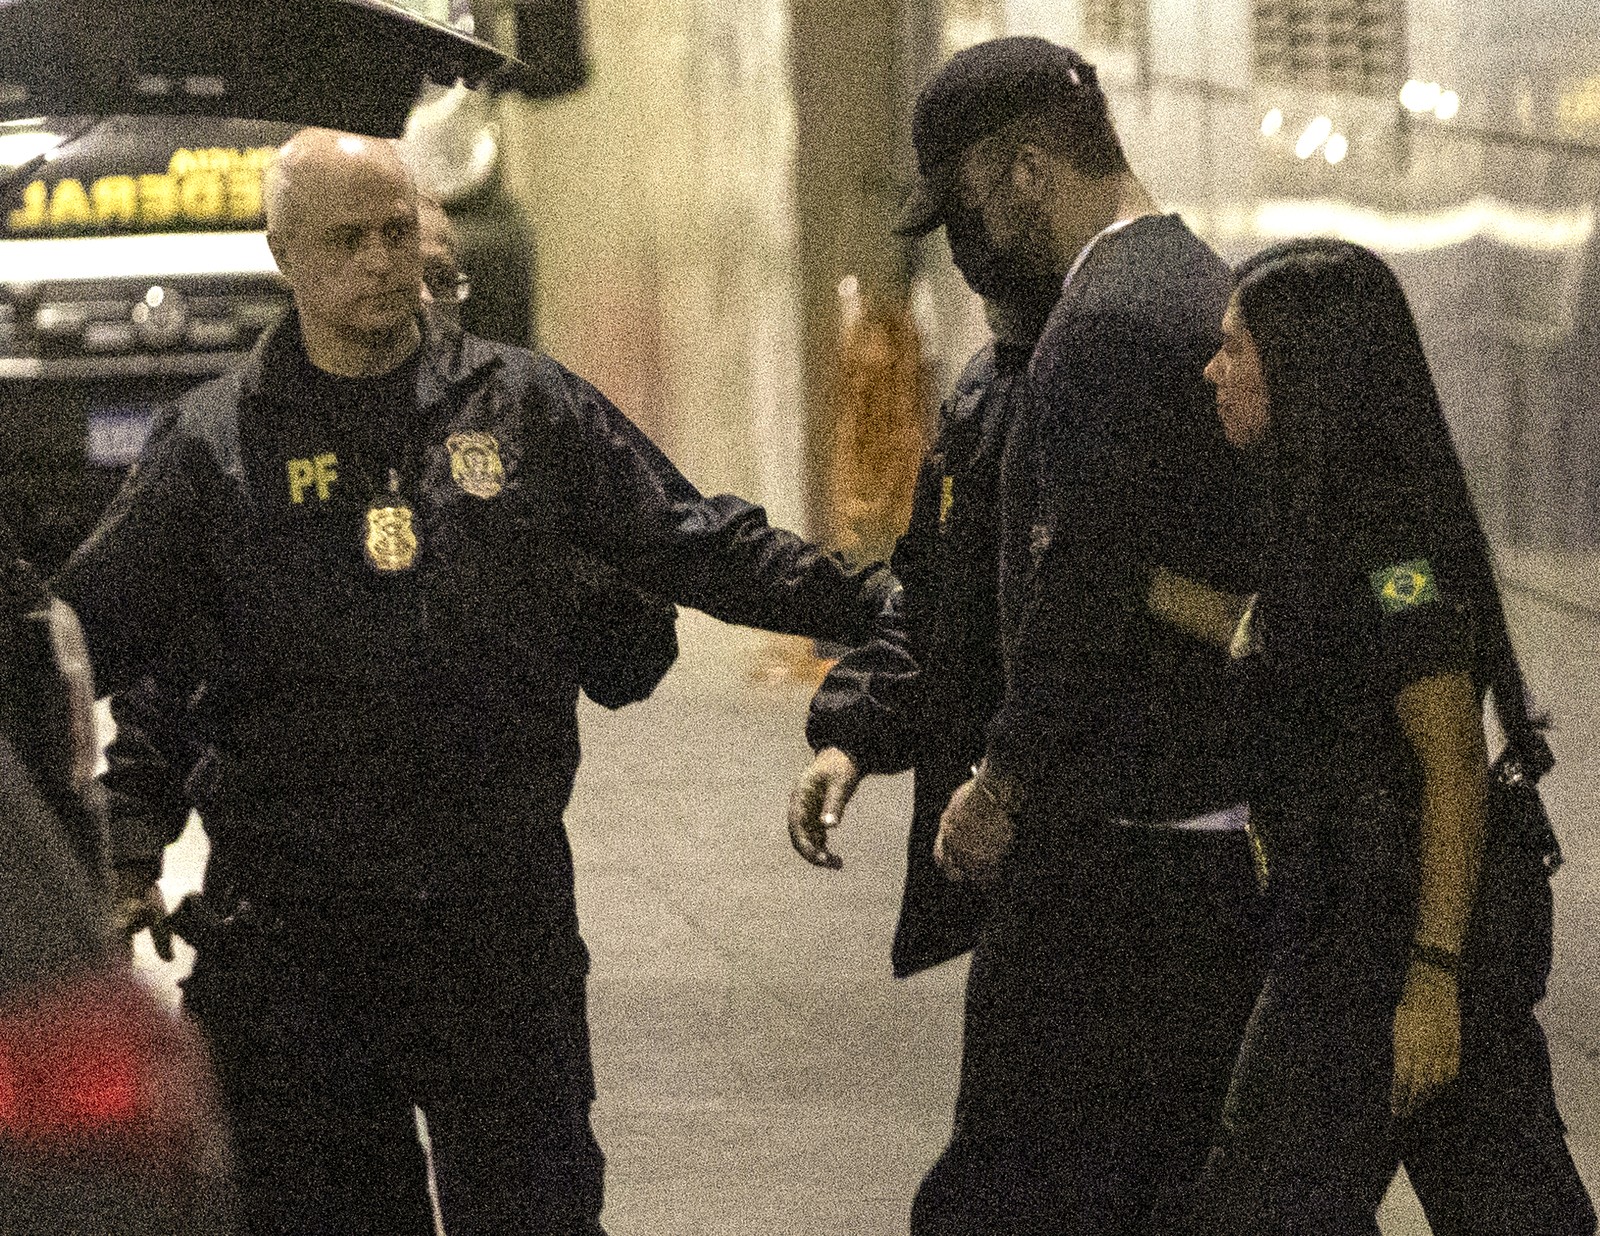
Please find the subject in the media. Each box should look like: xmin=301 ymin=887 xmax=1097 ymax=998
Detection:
xmin=1232 ymin=238 xmax=1509 ymax=690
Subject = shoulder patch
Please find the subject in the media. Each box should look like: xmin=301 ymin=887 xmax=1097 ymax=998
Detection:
xmin=1369 ymin=558 xmax=1440 ymax=615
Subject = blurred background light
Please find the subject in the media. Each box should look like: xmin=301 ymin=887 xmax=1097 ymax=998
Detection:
xmin=1295 ymin=116 xmax=1334 ymax=159
xmin=0 ymin=130 xmax=62 ymax=167
xmin=1401 ymin=79 xmax=1443 ymax=113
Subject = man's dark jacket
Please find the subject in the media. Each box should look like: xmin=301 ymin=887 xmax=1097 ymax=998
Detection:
xmin=57 ymin=314 xmax=896 ymax=926
xmin=986 ymin=215 xmax=1258 ymax=820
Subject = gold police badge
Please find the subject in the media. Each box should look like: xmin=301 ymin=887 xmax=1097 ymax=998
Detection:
xmin=446 ymin=431 xmax=505 ymax=499
xmin=365 ymin=500 xmax=420 ymax=572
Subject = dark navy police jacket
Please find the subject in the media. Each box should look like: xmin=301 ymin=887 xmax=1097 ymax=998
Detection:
xmin=57 ymin=313 xmax=896 ymax=911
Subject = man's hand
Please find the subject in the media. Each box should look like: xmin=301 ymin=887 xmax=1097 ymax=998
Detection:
xmin=1391 ymin=961 xmax=1461 ymax=1118
xmin=112 ymin=868 xmax=174 ymax=962
xmin=934 ymin=772 xmax=1016 ymax=887
xmin=787 ymin=747 xmax=863 ymax=870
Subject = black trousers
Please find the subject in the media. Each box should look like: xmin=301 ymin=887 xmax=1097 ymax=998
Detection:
xmin=1185 ymin=811 xmax=1595 ymax=1236
xmin=181 ymin=894 xmax=606 ymax=1236
xmin=911 ymin=824 xmax=1263 ymax=1236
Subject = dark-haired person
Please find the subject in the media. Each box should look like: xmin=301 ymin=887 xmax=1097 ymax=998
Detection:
xmin=859 ymin=37 xmax=1263 ymax=1234
xmin=1185 ymin=238 xmax=1595 ymax=1235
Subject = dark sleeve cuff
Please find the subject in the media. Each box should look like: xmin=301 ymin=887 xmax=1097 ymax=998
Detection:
xmin=806 ymin=670 xmax=918 ymax=775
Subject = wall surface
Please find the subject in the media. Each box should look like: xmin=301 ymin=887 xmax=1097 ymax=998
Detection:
xmin=499 ymin=1 xmax=810 ymax=530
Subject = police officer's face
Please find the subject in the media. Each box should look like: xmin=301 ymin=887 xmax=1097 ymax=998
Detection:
xmin=1206 ymin=302 xmax=1271 ymax=448
xmin=270 ymin=143 xmax=424 ymax=344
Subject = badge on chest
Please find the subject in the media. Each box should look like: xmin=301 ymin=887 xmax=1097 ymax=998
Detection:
xmin=365 ymin=498 xmax=419 ymax=572
xmin=447 ymin=431 xmax=505 ymax=499
xmin=363 ymin=467 xmax=420 ymax=573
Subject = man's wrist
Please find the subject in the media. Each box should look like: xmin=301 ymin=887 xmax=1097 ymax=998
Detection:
xmin=972 ymin=756 xmax=1025 ymax=817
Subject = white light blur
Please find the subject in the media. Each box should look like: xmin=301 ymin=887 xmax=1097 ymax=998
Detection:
xmin=144 ymin=286 xmax=166 ymax=309
xmin=1400 ymin=79 xmax=1443 ymax=113
xmin=1295 ymin=116 xmax=1334 ymax=160
xmin=1324 ymin=134 xmax=1350 ymax=165
xmin=1435 ymin=90 xmax=1461 ymax=121
xmin=0 ymin=130 xmax=62 ymax=167
xmin=942 ymin=15 xmax=997 ymax=54
xmin=1260 ymin=109 xmax=1284 ymax=137
xmin=1244 ymin=197 xmax=1595 ymax=254
xmin=837 ymin=273 xmax=863 ymax=335
xmin=0 ymin=233 xmax=281 ymax=283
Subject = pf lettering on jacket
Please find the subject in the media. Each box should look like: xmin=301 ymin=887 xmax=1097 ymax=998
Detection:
xmin=287 ymin=453 xmax=339 ymax=504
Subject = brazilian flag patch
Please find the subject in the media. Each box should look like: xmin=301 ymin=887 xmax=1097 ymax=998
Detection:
xmin=1369 ymin=559 xmax=1440 ymax=615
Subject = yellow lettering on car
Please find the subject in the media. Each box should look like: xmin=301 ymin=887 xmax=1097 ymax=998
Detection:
xmin=138 ymin=173 xmax=179 ymax=226
xmin=287 ymin=458 xmax=317 ymax=505
xmin=313 ymin=453 xmax=339 ymax=501
xmin=47 ymin=178 xmax=92 ymax=228
xmin=6 ymin=179 xmax=46 ymax=230
xmin=226 ymin=168 xmax=262 ymax=222
xmin=179 ymin=169 xmax=225 ymax=222
xmin=91 ymin=175 xmax=139 ymax=225
xmin=4 ymin=147 xmax=280 ymax=235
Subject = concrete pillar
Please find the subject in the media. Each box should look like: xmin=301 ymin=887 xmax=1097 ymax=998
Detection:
xmin=787 ymin=0 xmax=931 ymax=541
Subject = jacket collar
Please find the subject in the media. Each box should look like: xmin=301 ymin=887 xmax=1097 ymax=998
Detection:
xmin=239 ymin=306 xmax=504 ymax=413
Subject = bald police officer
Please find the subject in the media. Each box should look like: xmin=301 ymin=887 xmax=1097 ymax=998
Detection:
xmin=58 ymin=129 xmax=896 ymax=1236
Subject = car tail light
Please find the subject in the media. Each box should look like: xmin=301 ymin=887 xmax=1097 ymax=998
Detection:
xmin=0 ymin=966 xmax=219 ymax=1174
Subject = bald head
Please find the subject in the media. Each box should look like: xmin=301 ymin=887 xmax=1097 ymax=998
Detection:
xmin=265 ymin=128 xmax=417 ymax=239
xmin=265 ymin=128 xmax=424 ymax=370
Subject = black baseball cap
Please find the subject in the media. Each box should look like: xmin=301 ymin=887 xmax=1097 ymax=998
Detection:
xmin=897 ymin=36 xmax=1099 ymax=237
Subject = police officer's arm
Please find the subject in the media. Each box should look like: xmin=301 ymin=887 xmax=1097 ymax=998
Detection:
xmin=1369 ymin=550 xmax=1486 ymax=1116
xmin=787 ymin=584 xmax=921 ymax=867
xmin=551 ymin=362 xmax=898 ymax=645
xmin=789 ymin=448 xmax=947 ymax=867
xmin=100 ymin=674 xmax=207 ymax=962
xmin=52 ymin=413 xmax=225 ymax=698
xmin=1397 ymin=671 xmax=1487 ymax=963
xmin=805 ymin=530 xmax=925 ymax=776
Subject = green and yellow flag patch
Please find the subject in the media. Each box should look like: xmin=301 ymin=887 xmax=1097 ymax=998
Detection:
xmin=1369 ymin=559 xmax=1440 ymax=615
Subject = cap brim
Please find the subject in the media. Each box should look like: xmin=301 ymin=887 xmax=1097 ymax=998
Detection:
xmin=894 ymin=166 xmax=953 ymax=237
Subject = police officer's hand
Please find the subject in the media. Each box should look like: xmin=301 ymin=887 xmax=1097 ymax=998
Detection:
xmin=934 ymin=772 xmax=1016 ymax=888
xmin=1390 ymin=961 xmax=1461 ymax=1118
xmin=787 ymin=747 xmax=862 ymax=870
xmin=111 ymin=867 xmax=175 ymax=962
